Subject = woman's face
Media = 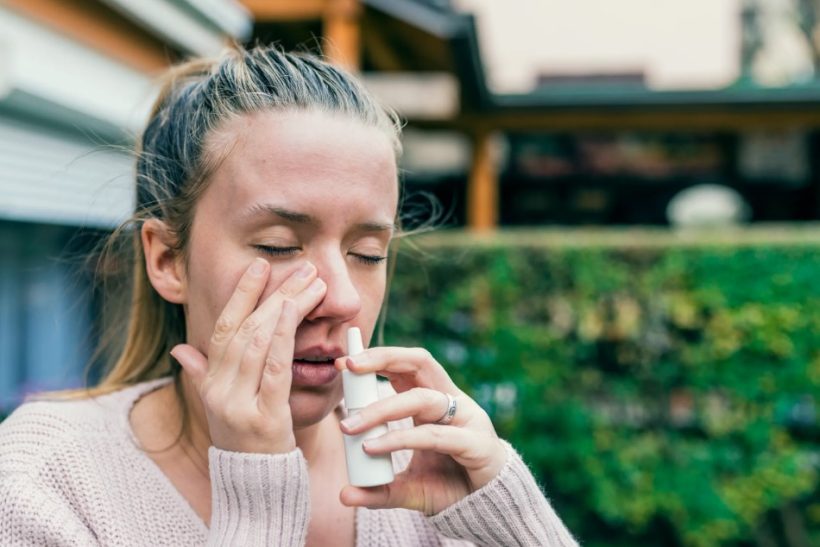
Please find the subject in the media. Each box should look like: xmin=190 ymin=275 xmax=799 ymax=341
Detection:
xmin=183 ymin=109 xmax=398 ymax=427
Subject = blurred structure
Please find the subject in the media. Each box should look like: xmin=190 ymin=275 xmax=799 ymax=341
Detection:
xmin=239 ymin=0 xmax=820 ymax=230
xmin=2 ymin=0 xmax=820 ymax=406
xmin=0 ymin=0 xmax=251 ymax=409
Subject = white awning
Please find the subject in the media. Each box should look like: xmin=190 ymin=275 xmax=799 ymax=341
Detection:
xmin=0 ymin=116 xmax=135 ymax=228
xmin=98 ymin=0 xmax=252 ymax=56
xmin=0 ymin=8 xmax=158 ymax=138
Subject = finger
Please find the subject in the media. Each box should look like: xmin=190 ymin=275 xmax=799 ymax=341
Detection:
xmin=362 ymin=424 xmax=479 ymax=463
xmin=208 ymin=258 xmax=270 ymax=372
xmin=340 ymin=483 xmax=396 ymax=510
xmin=232 ymin=275 xmax=326 ymax=402
xmin=340 ymin=388 xmax=465 ymax=434
xmin=219 ymin=262 xmax=319 ymax=388
xmin=363 ymin=429 xmax=508 ymax=493
xmin=230 ymin=275 xmax=326 ymax=395
xmin=231 ymin=323 xmax=275 ymax=397
xmin=258 ymin=298 xmax=298 ymax=413
xmin=339 ymin=475 xmax=436 ymax=513
xmin=170 ymin=344 xmax=209 ymax=390
xmin=290 ymin=277 xmax=327 ymax=320
xmin=335 ymin=347 xmax=457 ymax=392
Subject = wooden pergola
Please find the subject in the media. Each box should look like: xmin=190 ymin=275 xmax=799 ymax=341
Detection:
xmin=240 ymin=0 xmax=820 ymax=229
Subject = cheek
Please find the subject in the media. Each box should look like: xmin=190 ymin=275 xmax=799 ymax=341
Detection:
xmin=184 ymin=237 xmax=250 ymax=344
xmin=357 ymin=270 xmax=387 ymax=317
xmin=187 ymin=261 xmax=243 ymax=340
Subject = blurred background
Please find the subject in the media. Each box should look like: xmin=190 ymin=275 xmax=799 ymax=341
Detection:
xmin=0 ymin=1 xmax=818 ymax=545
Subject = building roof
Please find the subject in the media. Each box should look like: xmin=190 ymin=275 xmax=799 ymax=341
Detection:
xmin=361 ymin=0 xmax=820 ymax=130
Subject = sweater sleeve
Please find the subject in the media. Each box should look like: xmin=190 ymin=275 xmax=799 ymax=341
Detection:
xmin=0 ymin=474 xmax=99 ymax=546
xmin=207 ymin=447 xmax=310 ymax=547
xmin=428 ymin=440 xmax=578 ymax=547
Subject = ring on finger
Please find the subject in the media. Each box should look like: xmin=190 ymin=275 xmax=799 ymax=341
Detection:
xmin=435 ymin=392 xmax=457 ymax=425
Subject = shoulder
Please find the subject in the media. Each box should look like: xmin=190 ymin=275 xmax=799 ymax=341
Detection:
xmin=0 ymin=378 xmax=170 ymax=477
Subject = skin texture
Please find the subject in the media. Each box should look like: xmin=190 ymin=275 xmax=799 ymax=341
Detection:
xmin=139 ymin=109 xmax=507 ymax=530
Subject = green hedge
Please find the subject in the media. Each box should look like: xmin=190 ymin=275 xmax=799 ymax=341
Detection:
xmin=383 ymin=226 xmax=820 ymax=547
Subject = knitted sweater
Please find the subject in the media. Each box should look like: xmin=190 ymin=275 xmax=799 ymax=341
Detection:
xmin=0 ymin=378 xmax=578 ymax=546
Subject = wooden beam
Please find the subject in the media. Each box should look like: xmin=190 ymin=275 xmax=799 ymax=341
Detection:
xmin=361 ymin=20 xmax=405 ymax=72
xmin=5 ymin=0 xmax=173 ymax=73
xmin=383 ymin=15 xmax=452 ymax=72
xmin=407 ymin=108 xmax=820 ymax=133
xmin=467 ymin=131 xmax=499 ymax=231
xmin=323 ymin=0 xmax=361 ymax=71
xmin=463 ymin=109 xmax=820 ymax=132
xmin=240 ymin=0 xmax=326 ymax=21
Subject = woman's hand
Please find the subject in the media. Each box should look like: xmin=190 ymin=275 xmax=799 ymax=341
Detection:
xmin=335 ymin=347 xmax=508 ymax=515
xmin=171 ymin=258 xmax=326 ymax=454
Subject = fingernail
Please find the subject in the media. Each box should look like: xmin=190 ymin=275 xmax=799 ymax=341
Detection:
xmin=249 ymin=258 xmax=267 ymax=276
xmin=309 ymin=278 xmax=326 ymax=292
xmin=341 ymin=414 xmax=363 ymax=431
xmin=297 ymin=262 xmax=315 ymax=279
xmin=363 ymin=438 xmax=383 ymax=451
xmin=347 ymin=355 xmax=366 ymax=369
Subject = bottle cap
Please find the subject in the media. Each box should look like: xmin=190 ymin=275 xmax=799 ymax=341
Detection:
xmin=342 ymin=327 xmax=379 ymax=409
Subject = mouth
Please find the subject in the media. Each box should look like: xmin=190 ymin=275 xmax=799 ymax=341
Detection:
xmin=291 ymin=348 xmax=342 ymax=386
xmin=293 ymin=356 xmax=336 ymax=365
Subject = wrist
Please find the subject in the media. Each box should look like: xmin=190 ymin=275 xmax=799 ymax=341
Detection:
xmin=469 ymin=437 xmax=510 ymax=490
xmin=209 ymin=423 xmax=296 ymax=454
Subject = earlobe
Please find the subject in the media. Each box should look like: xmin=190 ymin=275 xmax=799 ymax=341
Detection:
xmin=141 ymin=219 xmax=187 ymax=304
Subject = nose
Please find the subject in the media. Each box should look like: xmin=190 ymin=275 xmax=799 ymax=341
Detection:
xmin=304 ymin=253 xmax=361 ymax=323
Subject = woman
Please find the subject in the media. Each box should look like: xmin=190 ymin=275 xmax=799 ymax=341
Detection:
xmin=0 ymin=46 xmax=577 ymax=546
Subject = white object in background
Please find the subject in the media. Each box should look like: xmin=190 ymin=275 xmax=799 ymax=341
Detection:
xmin=666 ymin=184 xmax=751 ymax=228
xmin=342 ymin=328 xmax=395 ymax=487
xmin=97 ymin=0 xmax=251 ymax=57
xmin=0 ymin=7 xmax=156 ymax=136
xmin=0 ymin=116 xmax=134 ymax=228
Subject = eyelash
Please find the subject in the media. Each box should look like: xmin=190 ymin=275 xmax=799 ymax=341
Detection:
xmin=254 ymin=245 xmax=299 ymax=258
xmin=355 ymin=254 xmax=388 ymax=265
xmin=253 ymin=246 xmax=387 ymax=266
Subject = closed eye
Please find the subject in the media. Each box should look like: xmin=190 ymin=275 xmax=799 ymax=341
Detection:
xmin=254 ymin=245 xmax=385 ymax=265
xmin=351 ymin=253 xmax=387 ymax=265
xmin=254 ymin=245 xmax=300 ymax=258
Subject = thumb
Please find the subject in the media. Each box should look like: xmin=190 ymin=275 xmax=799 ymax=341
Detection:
xmin=170 ymin=344 xmax=209 ymax=389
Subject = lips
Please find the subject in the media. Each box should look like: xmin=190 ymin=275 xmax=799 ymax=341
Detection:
xmin=293 ymin=344 xmax=344 ymax=363
xmin=291 ymin=345 xmax=343 ymax=386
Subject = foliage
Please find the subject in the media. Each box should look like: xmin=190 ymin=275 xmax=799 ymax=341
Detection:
xmin=384 ymin=228 xmax=820 ymax=547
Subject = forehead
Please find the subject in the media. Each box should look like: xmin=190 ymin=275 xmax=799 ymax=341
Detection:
xmin=203 ymin=109 xmax=399 ymax=224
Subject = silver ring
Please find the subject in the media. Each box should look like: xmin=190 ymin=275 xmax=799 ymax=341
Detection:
xmin=435 ymin=393 xmax=457 ymax=425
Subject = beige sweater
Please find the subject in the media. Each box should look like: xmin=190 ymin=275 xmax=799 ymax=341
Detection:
xmin=0 ymin=378 xmax=577 ymax=546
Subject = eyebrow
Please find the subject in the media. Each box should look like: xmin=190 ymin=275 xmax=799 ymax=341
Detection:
xmin=240 ymin=203 xmax=396 ymax=233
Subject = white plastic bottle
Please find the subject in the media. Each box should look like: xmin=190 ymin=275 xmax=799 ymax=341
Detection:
xmin=342 ymin=327 xmax=395 ymax=487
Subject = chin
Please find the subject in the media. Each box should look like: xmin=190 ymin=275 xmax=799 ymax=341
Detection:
xmin=288 ymin=388 xmax=343 ymax=429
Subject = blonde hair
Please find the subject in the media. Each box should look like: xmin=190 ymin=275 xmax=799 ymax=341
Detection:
xmin=87 ymin=45 xmax=402 ymax=398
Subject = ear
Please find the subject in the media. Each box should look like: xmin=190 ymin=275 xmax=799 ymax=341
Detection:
xmin=141 ymin=219 xmax=187 ymax=304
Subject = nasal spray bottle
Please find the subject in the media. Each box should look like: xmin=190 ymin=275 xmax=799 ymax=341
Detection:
xmin=342 ymin=327 xmax=395 ymax=487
